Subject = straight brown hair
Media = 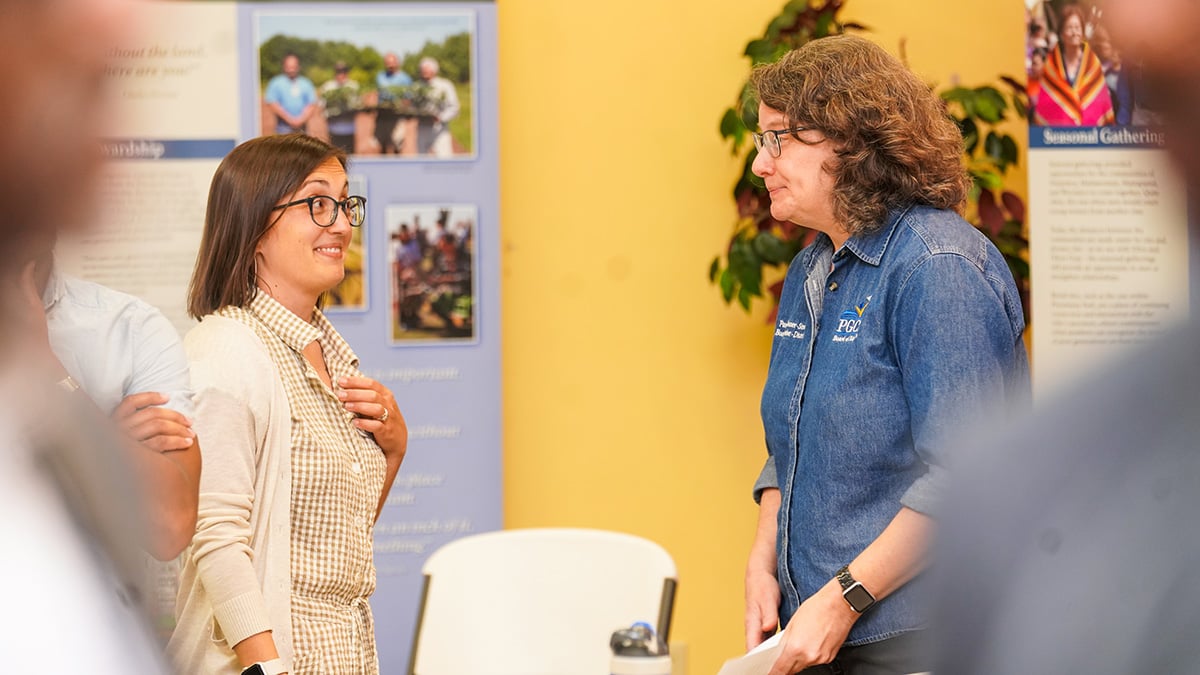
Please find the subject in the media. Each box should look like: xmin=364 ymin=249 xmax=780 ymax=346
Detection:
xmin=187 ymin=134 xmax=346 ymax=318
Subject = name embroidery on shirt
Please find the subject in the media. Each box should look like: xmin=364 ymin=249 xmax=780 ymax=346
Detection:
xmin=774 ymin=319 xmax=808 ymax=340
xmin=832 ymin=296 xmax=872 ymax=343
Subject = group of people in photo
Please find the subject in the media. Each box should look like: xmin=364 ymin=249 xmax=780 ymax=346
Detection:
xmin=390 ymin=210 xmax=474 ymax=339
xmin=263 ymin=51 xmax=461 ymax=157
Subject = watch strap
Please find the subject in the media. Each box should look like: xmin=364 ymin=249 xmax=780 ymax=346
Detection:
xmin=835 ymin=565 xmax=855 ymax=591
xmin=242 ymin=659 xmax=286 ymax=675
xmin=834 ymin=564 xmax=877 ymax=613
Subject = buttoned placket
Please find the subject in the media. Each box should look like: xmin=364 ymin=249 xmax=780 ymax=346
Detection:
xmin=303 ymin=335 xmax=379 ymax=588
xmin=777 ymin=242 xmax=836 ymax=613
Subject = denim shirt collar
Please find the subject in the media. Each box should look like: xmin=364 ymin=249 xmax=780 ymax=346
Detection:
xmin=836 ymin=204 xmax=913 ymax=267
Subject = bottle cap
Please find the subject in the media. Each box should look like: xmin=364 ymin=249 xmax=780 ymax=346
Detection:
xmin=610 ymin=622 xmax=668 ymax=657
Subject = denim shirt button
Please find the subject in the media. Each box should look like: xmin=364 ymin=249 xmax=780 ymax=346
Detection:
xmin=828 ymin=281 xmax=838 ymax=292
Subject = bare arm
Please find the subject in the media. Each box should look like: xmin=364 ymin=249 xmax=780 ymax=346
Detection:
xmin=293 ymin=102 xmax=318 ymax=127
xmin=746 ymin=487 xmax=782 ymax=649
xmin=233 ymin=631 xmax=286 ymax=672
xmin=767 ymin=506 xmax=934 ymax=675
xmin=266 ymin=102 xmax=299 ymax=128
xmin=18 ymin=262 xmax=199 ymax=559
xmin=114 ymin=392 xmax=201 ymax=560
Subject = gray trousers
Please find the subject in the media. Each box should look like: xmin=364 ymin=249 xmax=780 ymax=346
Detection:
xmin=799 ymin=631 xmax=929 ymax=675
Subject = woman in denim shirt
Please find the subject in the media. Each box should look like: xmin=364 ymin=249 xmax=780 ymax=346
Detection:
xmin=743 ymin=35 xmax=1030 ymax=675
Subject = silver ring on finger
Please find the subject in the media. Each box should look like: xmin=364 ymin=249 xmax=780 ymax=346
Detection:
xmin=378 ymin=407 xmax=389 ymax=423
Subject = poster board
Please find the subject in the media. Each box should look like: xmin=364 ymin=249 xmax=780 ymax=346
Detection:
xmin=1025 ymin=0 xmax=1190 ymax=397
xmin=77 ymin=2 xmax=501 ymax=669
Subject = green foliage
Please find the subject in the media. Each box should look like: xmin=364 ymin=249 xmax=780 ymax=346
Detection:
xmin=711 ymin=0 xmax=1030 ymax=320
xmin=448 ymin=82 xmax=473 ymax=153
xmin=712 ymin=0 xmax=857 ymax=313
xmin=941 ymin=80 xmax=1030 ymax=314
xmin=320 ymin=84 xmax=361 ymax=118
xmin=379 ymin=82 xmax=448 ymax=116
xmin=403 ymin=32 xmax=472 ymax=84
xmin=259 ymin=32 xmax=471 ymax=90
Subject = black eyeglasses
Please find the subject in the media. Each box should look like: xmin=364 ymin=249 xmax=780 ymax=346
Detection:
xmin=272 ymin=194 xmax=367 ymax=227
xmin=752 ymin=126 xmax=814 ymax=158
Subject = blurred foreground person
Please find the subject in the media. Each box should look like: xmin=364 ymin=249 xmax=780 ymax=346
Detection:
xmin=930 ymin=1 xmax=1200 ymax=673
xmin=170 ymin=134 xmax=408 ymax=674
xmin=17 ymin=232 xmax=201 ymax=565
xmin=743 ymin=35 xmax=1029 ymax=675
xmin=0 ymin=0 xmax=172 ymax=671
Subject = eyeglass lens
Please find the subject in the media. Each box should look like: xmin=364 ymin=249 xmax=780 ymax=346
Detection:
xmin=752 ymin=131 xmax=781 ymax=158
xmin=310 ymin=196 xmax=366 ymax=227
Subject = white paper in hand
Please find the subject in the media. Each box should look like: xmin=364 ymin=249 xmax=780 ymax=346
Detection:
xmin=716 ymin=632 xmax=783 ymax=675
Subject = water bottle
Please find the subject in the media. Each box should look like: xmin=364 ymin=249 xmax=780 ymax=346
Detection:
xmin=609 ymin=621 xmax=671 ymax=675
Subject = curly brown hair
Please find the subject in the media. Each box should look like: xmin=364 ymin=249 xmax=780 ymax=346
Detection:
xmin=751 ymin=34 xmax=970 ymax=236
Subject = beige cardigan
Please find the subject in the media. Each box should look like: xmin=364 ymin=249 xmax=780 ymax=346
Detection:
xmin=168 ymin=315 xmax=294 ymax=674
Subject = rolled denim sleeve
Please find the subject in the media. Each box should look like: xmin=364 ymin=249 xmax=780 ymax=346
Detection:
xmin=900 ymin=463 xmax=949 ymax=514
xmin=752 ymin=456 xmax=778 ymax=504
xmin=893 ymin=251 xmax=1029 ymax=515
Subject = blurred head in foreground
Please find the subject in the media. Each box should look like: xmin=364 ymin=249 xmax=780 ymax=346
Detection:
xmin=929 ymin=1 xmax=1200 ymax=673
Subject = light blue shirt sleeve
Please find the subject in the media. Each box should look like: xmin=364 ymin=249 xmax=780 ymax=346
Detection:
xmin=263 ymin=75 xmax=286 ymax=106
xmin=263 ymin=75 xmax=316 ymax=117
xmin=46 ymin=273 xmax=194 ymax=419
xmin=126 ymin=305 xmax=195 ymax=420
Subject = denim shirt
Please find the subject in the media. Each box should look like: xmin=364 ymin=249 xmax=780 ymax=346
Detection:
xmin=755 ymin=205 xmax=1030 ymax=645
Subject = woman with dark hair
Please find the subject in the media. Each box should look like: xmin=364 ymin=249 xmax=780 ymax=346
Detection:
xmin=169 ymin=133 xmax=408 ymax=675
xmin=742 ymin=35 xmax=1029 ymax=674
xmin=1028 ymin=46 xmax=1049 ymax=110
xmin=1034 ymin=3 xmax=1115 ymax=126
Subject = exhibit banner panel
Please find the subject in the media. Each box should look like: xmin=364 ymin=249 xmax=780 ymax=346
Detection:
xmin=80 ymin=1 xmax=501 ymax=670
xmin=1028 ymin=132 xmax=1189 ymax=395
xmin=1025 ymin=2 xmax=1190 ymax=397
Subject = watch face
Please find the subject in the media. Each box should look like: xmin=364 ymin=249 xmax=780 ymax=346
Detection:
xmin=844 ymin=583 xmax=876 ymax=612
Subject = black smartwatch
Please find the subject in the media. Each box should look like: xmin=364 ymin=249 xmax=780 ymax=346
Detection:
xmin=835 ymin=565 xmax=877 ymax=613
xmin=241 ymin=659 xmax=286 ymax=675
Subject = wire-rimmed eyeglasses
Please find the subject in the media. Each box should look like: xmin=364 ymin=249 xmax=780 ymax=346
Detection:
xmin=272 ymin=195 xmax=367 ymax=227
xmin=751 ymin=126 xmax=813 ymax=158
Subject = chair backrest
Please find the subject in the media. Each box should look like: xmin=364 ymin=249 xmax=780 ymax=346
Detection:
xmin=408 ymin=527 xmax=678 ymax=675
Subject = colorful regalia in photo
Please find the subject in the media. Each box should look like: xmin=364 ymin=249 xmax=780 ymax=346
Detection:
xmin=1034 ymin=42 xmax=1115 ymax=126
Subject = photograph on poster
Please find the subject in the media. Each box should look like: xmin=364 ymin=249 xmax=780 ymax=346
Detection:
xmin=386 ymin=204 xmax=476 ymax=344
xmin=1026 ymin=0 xmax=1163 ymax=127
xmin=322 ymin=173 xmax=369 ymax=312
xmin=255 ymin=9 xmax=475 ymax=159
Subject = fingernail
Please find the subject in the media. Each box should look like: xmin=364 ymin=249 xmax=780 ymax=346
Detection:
xmin=336 ymin=389 xmax=348 ymax=400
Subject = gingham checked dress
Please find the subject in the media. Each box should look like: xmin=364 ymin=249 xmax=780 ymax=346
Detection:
xmin=221 ymin=293 xmax=387 ymax=674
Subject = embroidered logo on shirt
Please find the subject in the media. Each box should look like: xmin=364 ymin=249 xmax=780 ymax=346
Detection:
xmin=832 ymin=296 xmax=871 ymax=343
xmin=774 ymin=318 xmax=808 ymax=340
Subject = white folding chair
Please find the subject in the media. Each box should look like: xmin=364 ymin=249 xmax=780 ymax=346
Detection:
xmin=407 ymin=527 xmax=678 ymax=675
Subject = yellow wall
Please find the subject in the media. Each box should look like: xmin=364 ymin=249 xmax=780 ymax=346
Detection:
xmin=497 ymin=1 xmax=1024 ymax=672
